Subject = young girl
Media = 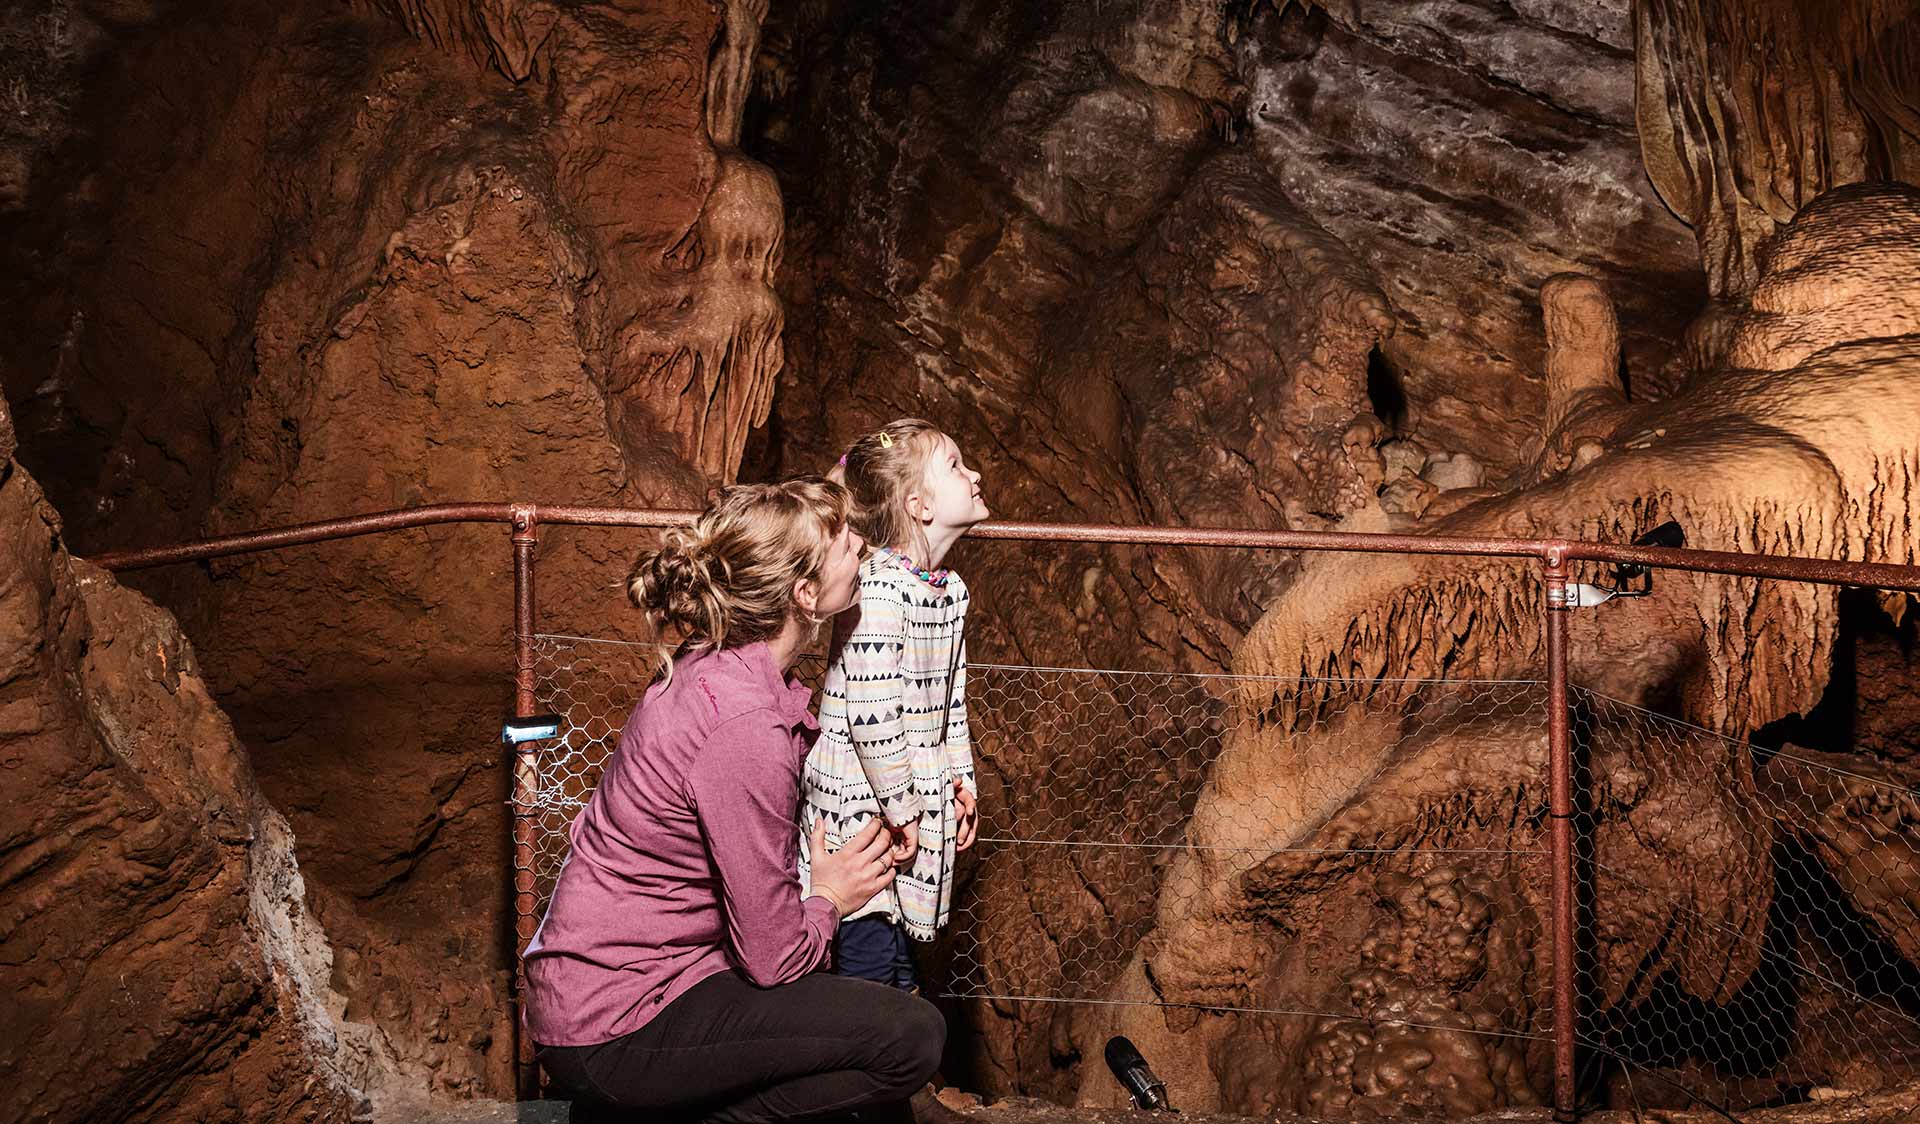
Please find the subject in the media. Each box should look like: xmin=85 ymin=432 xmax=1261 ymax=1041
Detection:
xmin=800 ymin=418 xmax=988 ymax=990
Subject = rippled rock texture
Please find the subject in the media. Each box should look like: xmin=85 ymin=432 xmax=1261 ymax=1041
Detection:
xmin=1637 ymin=0 xmax=1920 ymax=299
xmin=0 ymin=0 xmax=788 ymax=1096
xmin=0 ymin=395 xmax=389 ymax=1122
xmin=1078 ymin=183 xmax=1920 ymax=1115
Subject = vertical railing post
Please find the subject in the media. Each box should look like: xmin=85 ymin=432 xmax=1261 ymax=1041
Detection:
xmin=1543 ymin=549 xmax=1578 ymax=1121
xmin=510 ymin=505 xmax=540 ymax=1100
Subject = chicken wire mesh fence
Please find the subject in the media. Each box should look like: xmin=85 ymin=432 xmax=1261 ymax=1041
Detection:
xmin=517 ymin=629 xmax=1920 ymax=1114
xmin=943 ymin=674 xmax=1552 ymax=1000
xmin=1570 ymin=687 xmax=1920 ymax=1113
xmin=942 ymin=669 xmax=1569 ymax=1116
xmin=519 ymin=633 xmax=1562 ymax=1054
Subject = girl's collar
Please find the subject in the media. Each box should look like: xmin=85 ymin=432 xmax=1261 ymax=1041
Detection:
xmin=876 ymin=546 xmax=952 ymax=589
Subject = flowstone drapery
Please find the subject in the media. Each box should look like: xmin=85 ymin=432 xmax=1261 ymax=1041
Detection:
xmin=1077 ymin=183 xmax=1920 ymax=1115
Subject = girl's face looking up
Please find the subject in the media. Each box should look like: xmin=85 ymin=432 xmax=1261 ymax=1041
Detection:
xmin=916 ymin=434 xmax=989 ymax=531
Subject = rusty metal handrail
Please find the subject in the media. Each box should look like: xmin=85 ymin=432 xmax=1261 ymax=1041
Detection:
xmin=82 ymin=502 xmax=1920 ymax=1115
xmin=90 ymin=503 xmax=696 ymax=571
xmin=90 ymin=503 xmax=1920 ymax=591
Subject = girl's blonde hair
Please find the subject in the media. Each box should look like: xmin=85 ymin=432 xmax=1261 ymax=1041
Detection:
xmin=628 ymin=477 xmax=851 ymax=679
xmin=830 ymin=417 xmax=944 ymax=563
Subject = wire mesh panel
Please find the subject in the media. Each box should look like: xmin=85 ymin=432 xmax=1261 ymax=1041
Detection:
xmin=1572 ymin=688 xmax=1920 ymax=1112
xmin=523 ymin=634 xmax=653 ymax=919
xmin=940 ymin=674 xmax=1568 ymax=1117
xmin=943 ymin=674 xmax=1555 ymax=1009
xmin=516 ymin=635 xmax=1570 ymax=1115
xmin=938 ymin=663 xmax=1231 ymax=1005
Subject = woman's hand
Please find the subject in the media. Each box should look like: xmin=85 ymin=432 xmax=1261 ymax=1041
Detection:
xmin=807 ymin=818 xmax=896 ymax=918
xmin=953 ymin=778 xmax=978 ymax=852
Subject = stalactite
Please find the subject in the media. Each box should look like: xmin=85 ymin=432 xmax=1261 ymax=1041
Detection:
xmin=1636 ymin=0 xmax=1920 ymax=297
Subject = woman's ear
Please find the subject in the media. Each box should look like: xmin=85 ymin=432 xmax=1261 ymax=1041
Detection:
xmin=792 ymin=576 xmax=821 ymax=618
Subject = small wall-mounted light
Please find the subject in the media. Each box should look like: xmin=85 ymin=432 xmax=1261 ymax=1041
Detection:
xmin=501 ymin=714 xmax=563 ymax=745
xmin=1558 ymin=521 xmax=1686 ymax=609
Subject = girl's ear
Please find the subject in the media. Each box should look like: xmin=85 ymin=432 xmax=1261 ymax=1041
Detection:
xmin=905 ymin=489 xmax=934 ymax=525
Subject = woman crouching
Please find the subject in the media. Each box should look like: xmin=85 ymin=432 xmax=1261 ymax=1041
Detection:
xmin=524 ymin=478 xmax=942 ymax=1121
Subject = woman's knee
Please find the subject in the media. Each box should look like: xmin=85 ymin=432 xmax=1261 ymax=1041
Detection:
xmin=875 ymin=993 xmax=946 ymax=1087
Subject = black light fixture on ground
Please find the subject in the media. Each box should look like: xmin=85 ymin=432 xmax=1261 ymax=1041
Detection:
xmin=1104 ymin=1036 xmax=1174 ymax=1111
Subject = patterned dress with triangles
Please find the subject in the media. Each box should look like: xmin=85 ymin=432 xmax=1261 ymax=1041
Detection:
xmin=798 ymin=553 xmax=975 ymax=940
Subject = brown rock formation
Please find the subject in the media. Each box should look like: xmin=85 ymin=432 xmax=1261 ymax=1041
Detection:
xmin=1763 ymin=745 xmax=1920 ymax=970
xmin=756 ymin=0 xmax=1703 ymax=478
xmin=747 ymin=0 xmax=1717 ymax=1097
xmin=1542 ymin=276 xmax=1623 ymax=419
xmin=1292 ymin=866 xmax=1544 ymax=1117
xmin=1636 ymin=0 xmax=1920 ymax=299
xmin=1077 ymin=181 xmax=1920 ymax=1115
xmin=1236 ymin=0 xmax=1704 ymax=451
xmin=0 ymin=395 xmax=389 ymax=1122
xmin=1 ymin=0 xmax=789 ymax=1094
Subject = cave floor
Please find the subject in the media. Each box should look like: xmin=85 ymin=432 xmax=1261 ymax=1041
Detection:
xmin=402 ymin=1086 xmax=1920 ymax=1124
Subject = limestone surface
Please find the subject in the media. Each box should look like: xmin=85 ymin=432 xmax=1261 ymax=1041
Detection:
xmin=1079 ymin=182 xmax=1920 ymax=1116
xmin=0 ymin=0 xmax=806 ymax=1092
xmin=0 ymin=394 xmax=390 ymax=1122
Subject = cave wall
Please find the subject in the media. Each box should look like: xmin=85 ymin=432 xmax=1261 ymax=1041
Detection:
xmin=0 ymin=0 xmax=1916 ymax=1116
xmin=0 ymin=0 xmax=791 ymax=1097
xmin=0 ymin=396 xmax=388 ymax=1122
xmin=1637 ymin=0 xmax=1920 ymax=299
xmin=1235 ymin=0 xmax=1705 ymax=449
xmin=741 ymin=0 xmax=1711 ymax=1098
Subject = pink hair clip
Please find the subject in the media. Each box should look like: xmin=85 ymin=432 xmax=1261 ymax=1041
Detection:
xmin=837 ymin=453 xmax=848 ymax=466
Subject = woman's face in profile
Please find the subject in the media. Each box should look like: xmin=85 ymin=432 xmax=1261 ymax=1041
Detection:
xmin=815 ymin=522 xmax=865 ymax=618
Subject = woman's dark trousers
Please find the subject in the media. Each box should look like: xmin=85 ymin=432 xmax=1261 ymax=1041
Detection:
xmin=538 ymin=969 xmax=945 ymax=1123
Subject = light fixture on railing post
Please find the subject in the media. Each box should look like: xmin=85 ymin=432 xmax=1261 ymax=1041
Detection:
xmin=1551 ymin=521 xmax=1686 ymax=609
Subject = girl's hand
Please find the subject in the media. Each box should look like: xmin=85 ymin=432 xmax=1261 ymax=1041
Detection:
xmin=953 ymin=778 xmax=978 ymax=852
xmin=886 ymin=819 xmax=919 ymax=867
